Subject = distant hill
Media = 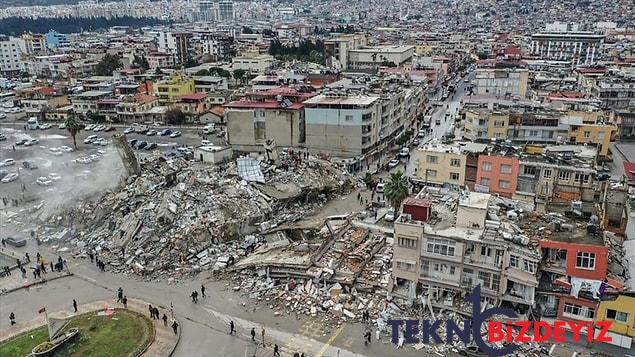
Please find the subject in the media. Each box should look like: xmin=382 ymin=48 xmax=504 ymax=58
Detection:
xmin=0 ymin=16 xmax=169 ymax=35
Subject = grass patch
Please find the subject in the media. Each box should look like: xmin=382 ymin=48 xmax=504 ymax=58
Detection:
xmin=0 ymin=309 xmax=154 ymax=357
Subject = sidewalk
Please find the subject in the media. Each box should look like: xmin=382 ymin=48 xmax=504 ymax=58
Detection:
xmin=0 ymin=298 xmax=180 ymax=357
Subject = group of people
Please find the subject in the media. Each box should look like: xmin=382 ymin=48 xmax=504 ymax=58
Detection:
xmin=189 ymin=284 xmax=206 ymax=303
xmin=88 ymin=252 xmax=106 ymax=271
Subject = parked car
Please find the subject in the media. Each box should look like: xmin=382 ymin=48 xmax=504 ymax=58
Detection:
xmin=145 ymin=142 xmax=158 ymax=150
xmin=129 ymin=138 xmax=138 ymax=147
xmin=48 ymin=148 xmax=63 ymax=156
xmin=60 ymin=146 xmax=74 ymax=153
xmin=0 ymin=134 xmax=6 ymax=141
xmin=84 ymin=135 xmax=98 ymax=144
xmin=58 ymin=123 xmax=66 ymax=129
xmin=4 ymin=236 xmax=26 ymax=247
xmin=0 ymin=113 xmax=6 ymax=119
xmin=0 ymin=169 xmax=8 ymax=180
xmin=136 ymin=141 xmax=148 ymax=150
xmin=123 ymin=127 xmax=135 ymax=134
xmin=160 ymin=129 xmax=172 ymax=136
xmin=384 ymin=210 xmax=396 ymax=222
xmin=0 ymin=158 xmax=15 ymax=167
xmin=201 ymin=140 xmax=212 ymax=146
xmin=1 ymin=172 xmax=19 ymax=183
xmin=36 ymin=176 xmax=53 ymax=186
xmin=375 ymin=183 xmax=385 ymax=193
xmin=48 ymin=173 xmax=62 ymax=181
xmin=85 ymin=124 xmax=95 ymax=131
xmin=216 ymin=130 xmax=225 ymax=138
xmin=15 ymin=138 xmax=28 ymax=145
xmin=39 ymin=123 xmax=52 ymax=130
xmin=104 ymin=126 xmax=116 ymax=132
xmin=399 ymin=147 xmax=410 ymax=157
xmin=388 ymin=159 xmax=400 ymax=168
xmin=22 ymin=161 xmax=38 ymax=170
xmin=169 ymin=131 xmax=182 ymax=138
xmin=24 ymin=139 xmax=39 ymax=146
xmin=146 ymin=130 xmax=157 ymax=136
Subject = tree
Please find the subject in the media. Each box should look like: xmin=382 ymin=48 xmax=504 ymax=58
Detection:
xmin=132 ymin=54 xmax=150 ymax=70
xmin=165 ymin=109 xmax=186 ymax=125
xmin=208 ymin=67 xmax=231 ymax=78
xmin=384 ymin=171 xmax=409 ymax=212
xmin=65 ymin=114 xmax=82 ymax=149
xmin=95 ymin=54 xmax=123 ymax=76
xmin=233 ymin=69 xmax=247 ymax=84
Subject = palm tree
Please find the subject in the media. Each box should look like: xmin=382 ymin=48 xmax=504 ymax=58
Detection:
xmin=384 ymin=171 xmax=410 ymax=213
xmin=65 ymin=114 xmax=82 ymax=149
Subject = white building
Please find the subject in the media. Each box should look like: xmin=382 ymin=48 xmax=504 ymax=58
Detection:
xmin=529 ymin=31 xmax=604 ymax=67
xmin=0 ymin=35 xmax=26 ymax=76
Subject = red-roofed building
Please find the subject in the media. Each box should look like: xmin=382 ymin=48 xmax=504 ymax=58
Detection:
xmin=224 ymin=87 xmax=317 ymax=151
xmin=175 ymin=92 xmax=213 ymax=114
xmin=624 ymin=162 xmax=635 ymax=186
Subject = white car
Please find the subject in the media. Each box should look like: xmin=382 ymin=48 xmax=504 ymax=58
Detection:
xmin=48 ymin=148 xmax=63 ymax=156
xmin=58 ymin=123 xmax=66 ymax=129
xmin=48 ymin=173 xmax=62 ymax=181
xmin=170 ymin=131 xmax=182 ymax=138
xmin=60 ymin=145 xmax=74 ymax=153
xmin=399 ymin=147 xmax=410 ymax=157
xmin=388 ymin=159 xmax=400 ymax=168
xmin=1 ymin=158 xmax=15 ymax=167
xmin=376 ymin=183 xmax=385 ymax=193
xmin=123 ymin=127 xmax=135 ymax=134
xmin=85 ymin=124 xmax=95 ymax=130
xmin=0 ymin=113 xmax=6 ymax=119
xmin=1 ymin=172 xmax=18 ymax=183
xmin=24 ymin=139 xmax=39 ymax=146
xmin=84 ymin=135 xmax=98 ymax=144
xmin=201 ymin=140 xmax=212 ymax=146
xmin=39 ymin=123 xmax=52 ymax=130
xmin=384 ymin=210 xmax=396 ymax=222
xmin=36 ymin=176 xmax=53 ymax=186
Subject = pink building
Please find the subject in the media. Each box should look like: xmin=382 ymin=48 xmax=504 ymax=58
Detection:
xmin=475 ymin=155 xmax=519 ymax=198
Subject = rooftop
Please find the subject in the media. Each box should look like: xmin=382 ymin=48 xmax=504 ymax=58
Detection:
xmin=224 ymin=99 xmax=304 ymax=110
xmin=459 ymin=192 xmax=490 ymax=210
xmin=350 ymin=45 xmax=415 ymax=53
xmin=303 ymin=94 xmax=379 ymax=107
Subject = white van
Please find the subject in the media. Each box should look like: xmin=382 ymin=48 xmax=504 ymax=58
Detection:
xmin=26 ymin=117 xmax=39 ymax=130
xmin=203 ymin=124 xmax=215 ymax=134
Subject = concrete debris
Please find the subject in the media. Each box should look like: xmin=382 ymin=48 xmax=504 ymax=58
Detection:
xmin=36 ymin=154 xmax=353 ymax=282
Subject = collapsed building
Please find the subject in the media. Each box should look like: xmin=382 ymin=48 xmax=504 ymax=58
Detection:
xmin=49 ymin=152 xmax=354 ymax=281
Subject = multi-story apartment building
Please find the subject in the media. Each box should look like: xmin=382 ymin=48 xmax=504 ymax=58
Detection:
xmin=463 ymin=108 xmax=510 ymax=142
xmin=507 ymin=111 xmax=570 ymax=143
xmin=225 ymin=87 xmax=315 ymax=152
xmin=590 ymin=75 xmax=635 ymax=110
xmin=115 ymin=94 xmax=159 ymax=123
xmin=71 ymin=90 xmax=113 ymax=115
xmin=414 ymin=143 xmax=467 ymax=188
xmin=157 ymin=31 xmax=193 ymax=67
xmin=232 ymin=54 xmax=274 ymax=74
xmin=0 ymin=35 xmax=26 ymax=77
xmin=529 ymin=31 xmax=604 ymax=67
xmin=392 ymin=192 xmax=540 ymax=310
xmin=613 ymin=110 xmax=635 ymax=141
xmin=474 ymin=60 xmax=529 ymax=98
xmin=475 ymin=154 xmax=520 ymax=198
xmin=154 ymin=75 xmax=195 ymax=105
xmin=20 ymin=33 xmax=47 ymax=55
xmin=147 ymin=52 xmax=175 ymax=70
xmin=347 ymin=45 xmax=416 ymax=73
xmin=566 ymin=120 xmax=617 ymax=158
xmin=323 ymin=34 xmax=367 ymax=70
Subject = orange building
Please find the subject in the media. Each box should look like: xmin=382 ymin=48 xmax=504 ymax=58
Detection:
xmin=475 ymin=154 xmax=519 ymax=198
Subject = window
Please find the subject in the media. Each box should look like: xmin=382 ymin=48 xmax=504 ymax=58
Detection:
xmin=426 ymin=238 xmax=456 ymax=257
xmin=482 ymin=161 xmax=492 ymax=171
xmin=254 ymin=121 xmax=266 ymax=140
xmin=564 ymin=303 xmax=595 ymax=320
xmin=425 ymin=169 xmax=437 ymax=178
xmin=478 ymin=271 xmax=500 ymax=291
xmin=510 ymin=255 xmax=520 ymax=268
xmin=576 ymin=252 xmax=596 ymax=269
xmin=427 ymin=155 xmax=438 ymax=164
xmin=499 ymin=180 xmax=510 ymax=189
xmin=450 ymin=158 xmax=461 ymax=167
xmin=584 ymin=131 xmax=591 ymax=138
xmin=397 ymin=237 xmax=416 ymax=249
xmin=450 ymin=172 xmax=460 ymax=181
xmin=529 ymin=130 xmax=539 ymax=137
xmin=543 ymin=169 xmax=552 ymax=179
xmin=480 ymin=246 xmax=492 ymax=257
xmin=559 ymin=171 xmax=571 ymax=181
xmin=574 ymin=173 xmax=590 ymax=184
xmin=597 ymin=131 xmax=605 ymax=139
xmin=345 ymin=115 xmax=353 ymax=122
xmin=500 ymin=164 xmax=512 ymax=174
xmin=523 ymin=166 xmax=536 ymax=176
xmin=494 ymin=120 xmax=505 ymax=127
xmin=396 ymin=260 xmax=416 ymax=272
xmin=480 ymin=177 xmax=490 ymax=187
xmin=606 ymin=309 xmax=628 ymax=323
xmin=523 ymin=260 xmax=537 ymax=274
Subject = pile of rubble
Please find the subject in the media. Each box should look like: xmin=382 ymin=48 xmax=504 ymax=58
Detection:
xmin=46 ymin=155 xmax=354 ymax=281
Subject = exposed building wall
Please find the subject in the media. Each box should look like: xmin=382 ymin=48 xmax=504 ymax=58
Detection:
xmin=475 ymin=155 xmax=520 ymax=197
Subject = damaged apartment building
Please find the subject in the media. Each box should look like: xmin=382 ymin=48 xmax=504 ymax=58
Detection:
xmin=391 ymin=191 xmax=542 ymax=315
xmin=224 ymin=75 xmax=427 ymax=172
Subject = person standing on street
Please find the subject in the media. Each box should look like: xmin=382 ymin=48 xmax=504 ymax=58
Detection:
xmin=201 ymin=284 xmax=205 ymax=298
xmin=273 ymin=344 xmax=280 ymax=357
xmin=190 ymin=290 xmax=198 ymax=303
xmin=250 ymin=327 xmax=256 ymax=341
xmin=229 ymin=320 xmax=235 ymax=335
xmin=148 ymin=304 xmax=154 ymax=319
xmin=73 ymin=299 xmax=78 ymax=313
xmin=261 ymin=327 xmax=266 ymax=346
xmin=122 ymin=296 xmax=128 ymax=308
xmin=9 ymin=312 xmax=15 ymax=325
xmin=117 ymin=287 xmax=123 ymax=303
xmin=162 ymin=314 xmax=168 ymax=326
xmin=171 ymin=319 xmax=178 ymax=335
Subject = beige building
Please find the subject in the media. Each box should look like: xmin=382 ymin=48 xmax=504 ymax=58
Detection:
xmin=474 ymin=60 xmax=529 ymax=98
xmin=415 ymin=143 xmax=467 ymax=188
xmin=464 ymin=108 xmax=510 ymax=141
xmin=392 ymin=192 xmax=541 ymax=306
xmin=323 ymin=34 xmax=367 ymax=70
xmin=232 ymin=54 xmax=273 ymax=74
xmin=347 ymin=45 xmax=415 ymax=72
